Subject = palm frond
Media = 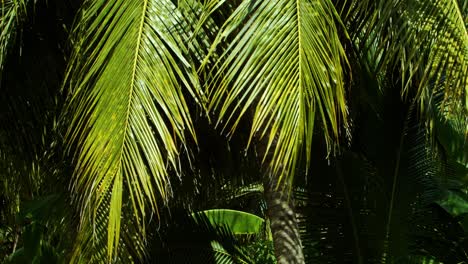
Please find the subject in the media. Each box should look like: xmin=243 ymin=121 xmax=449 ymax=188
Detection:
xmin=204 ymin=0 xmax=349 ymax=185
xmin=0 ymin=0 xmax=28 ymax=74
xmin=342 ymin=0 xmax=467 ymax=122
xmin=177 ymin=0 xmax=224 ymax=67
xmin=63 ymin=0 xmax=201 ymax=259
xmin=71 ymin=191 xmax=147 ymax=263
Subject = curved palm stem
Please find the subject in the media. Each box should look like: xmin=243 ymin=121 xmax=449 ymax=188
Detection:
xmin=336 ymin=160 xmax=363 ymax=264
xmin=201 ymin=1 xmax=350 ymax=262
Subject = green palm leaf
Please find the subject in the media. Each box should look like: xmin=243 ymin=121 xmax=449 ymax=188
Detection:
xmin=342 ymin=0 xmax=468 ymax=121
xmin=193 ymin=209 xmax=265 ymax=235
xmin=204 ymin=0 xmax=349 ymax=185
xmin=0 ymin=0 xmax=28 ymax=74
xmin=64 ymin=0 xmax=201 ymax=259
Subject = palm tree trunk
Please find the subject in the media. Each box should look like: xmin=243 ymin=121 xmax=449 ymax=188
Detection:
xmin=263 ymin=172 xmax=305 ymax=264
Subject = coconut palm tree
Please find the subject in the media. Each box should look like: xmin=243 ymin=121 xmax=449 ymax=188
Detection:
xmin=0 ymin=0 xmax=466 ymax=263
xmin=198 ymin=0 xmax=467 ymax=263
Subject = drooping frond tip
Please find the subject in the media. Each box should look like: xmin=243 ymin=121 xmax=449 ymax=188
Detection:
xmin=0 ymin=0 xmax=28 ymax=74
xmin=205 ymin=0 xmax=349 ymax=185
xmin=64 ymin=0 xmax=201 ymax=260
xmin=344 ymin=0 xmax=467 ymax=123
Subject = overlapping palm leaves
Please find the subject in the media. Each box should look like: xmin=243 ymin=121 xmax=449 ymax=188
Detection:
xmin=339 ymin=0 xmax=467 ymax=122
xmin=0 ymin=0 xmax=466 ymax=262
xmin=202 ymin=0 xmax=349 ymax=186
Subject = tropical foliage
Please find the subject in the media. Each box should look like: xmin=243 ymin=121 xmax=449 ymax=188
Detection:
xmin=0 ymin=0 xmax=467 ymax=263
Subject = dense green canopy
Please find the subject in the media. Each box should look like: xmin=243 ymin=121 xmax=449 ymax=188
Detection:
xmin=0 ymin=0 xmax=466 ymax=263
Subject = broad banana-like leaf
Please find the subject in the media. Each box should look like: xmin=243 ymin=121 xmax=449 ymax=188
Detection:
xmin=436 ymin=190 xmax=468 ymax=217
xmin=191 ymin=210 xmax=272 ymax=264
xmin=436 ymin=190 xmax=468 ymax=232
xmin=194 ymin=209 xmax=265 ymax=235
xmin=64 ymin=0 xmax=201 ymax=260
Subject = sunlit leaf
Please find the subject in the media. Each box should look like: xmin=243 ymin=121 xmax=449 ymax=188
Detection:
xmin=204 ymin=0 xmax=349 ymax=186
xmin=64 ymin=0 xmax=201 ymax=259
xmin=194 ymin=209 xmax=265 ymax=235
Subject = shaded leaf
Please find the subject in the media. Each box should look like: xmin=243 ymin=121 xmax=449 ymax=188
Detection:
xmin=194 ymin=209 xmax=265 ymax=235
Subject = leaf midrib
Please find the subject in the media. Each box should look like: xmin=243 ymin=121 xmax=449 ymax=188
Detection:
xmin=117 ymin=0 xmax=149 ymax=176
